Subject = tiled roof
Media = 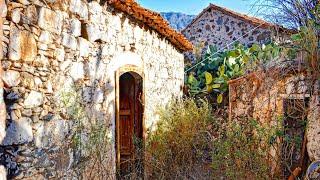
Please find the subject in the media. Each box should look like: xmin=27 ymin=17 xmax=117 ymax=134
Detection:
xmin=183 ymin=3 xmax=295 ymax=33
xmin=107 ymin=0 xmax=193 ymax=52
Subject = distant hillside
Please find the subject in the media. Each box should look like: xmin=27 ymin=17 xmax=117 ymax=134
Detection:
xmin=160 ymin=12 xmax=196 ymax=31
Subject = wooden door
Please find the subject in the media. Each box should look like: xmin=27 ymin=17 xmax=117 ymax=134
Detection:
xmin=118 ymin=72 xmax=144 ymax=175
xmin=119 ymin=73 xmax=135 ymax=162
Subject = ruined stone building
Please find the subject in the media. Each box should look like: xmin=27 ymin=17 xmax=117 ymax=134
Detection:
xmin=0 ymin=0 xmax=192 ymax=178
xmin=181 ymin=3 xmax=319 ymax=177
xmin=229 ymin=62 xmax=320 ymax=177
xmin=182 ymin=4 xmax=292 ymax=62
xmin=0 ymin=0 xmax=318 ymax=178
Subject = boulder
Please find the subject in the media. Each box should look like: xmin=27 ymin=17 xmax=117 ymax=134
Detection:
xmin=11 ymin=9 xmax=21 ymax=24
xmin=88 ymin=1 xmax=102 ymax=15
xmin=20 ymin=72 xmax=35 ymax=90
xmin=88 ymin=1 xmax=104 ymax=25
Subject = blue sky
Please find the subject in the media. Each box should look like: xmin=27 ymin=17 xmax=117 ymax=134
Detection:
xmin=137 ymin=0 xmax=258 ymax=16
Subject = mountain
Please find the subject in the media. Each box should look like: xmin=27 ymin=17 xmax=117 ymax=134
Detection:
xmin=160 ymin=12 xmax=196 ymax=31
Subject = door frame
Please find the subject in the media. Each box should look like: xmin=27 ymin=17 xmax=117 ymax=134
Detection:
xmin=115 ymin=65 xmax=145 ymax=170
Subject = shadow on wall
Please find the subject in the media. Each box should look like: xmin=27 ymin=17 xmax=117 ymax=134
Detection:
xmin=2 ymin=88 xmax=33 ymax=146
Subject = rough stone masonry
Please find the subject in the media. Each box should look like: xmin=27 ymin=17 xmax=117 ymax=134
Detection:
xmin=0 ymin=0 xmax=186 ymax=179
xmin=0 ymin=0 xmax=7 ymax=178
xmin=182 ymin=4 xmax=291 ymax=62
xmin=229 ymin=70 xmax=320 ymax=174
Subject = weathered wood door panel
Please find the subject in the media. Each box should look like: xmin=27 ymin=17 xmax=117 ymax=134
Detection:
xmin=117 ymin=71 xmax=144 ymax=177
xmin=119 ymin=73 xmax=135 ymax=157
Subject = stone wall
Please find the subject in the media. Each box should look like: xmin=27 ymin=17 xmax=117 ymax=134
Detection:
xmin=0 ymin=0 xmax=7 ymax=178
xmin=0 ymin=0 xmax=5 ymax=143
xmin=182 ymin=7 xmax=281 ymax=62
xmin=229 ymin=71 xmax=320 ymax=173
xmin=0 ymin=0 xmax=184 ymax=179
xmin=306 ymin=83 xmax=320 ymax=161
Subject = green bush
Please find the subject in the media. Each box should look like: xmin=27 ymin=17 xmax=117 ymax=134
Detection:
xmin=185 ymin=43 xmax=283 ymax=104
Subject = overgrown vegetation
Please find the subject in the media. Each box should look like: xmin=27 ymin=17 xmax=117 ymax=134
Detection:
xmin=289 ymin=7 xmax=319 ymax=77
xmin=182 ymin=3 xmax=320 ymax=179
xmin=185 ymin=42 xmax=284 ymax=104
xmin=212 ymin=119 xmax=283 ymax=179
xmin=253 ymin=0 xmax=319 ymax=29
xmin=145 ymin=98 xmax=285 ymax=179
xmin=145 ymin=99 xmax=214 ymax=179
xmin=58 ymin=85 xmax=113 ymax=179
xmin=53 ymin=2 xmax=319 ymax=179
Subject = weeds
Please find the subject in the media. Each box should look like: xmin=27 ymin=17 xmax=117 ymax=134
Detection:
xmin=145 ymin=98 xmax=285 ymax=179
xmin=145 ymin=98 xmax=215 ymax=179
xmin=58 ymin=85 xmax=114 ymax=179
xmin=211 ymin=119 xmax=282 ymax=179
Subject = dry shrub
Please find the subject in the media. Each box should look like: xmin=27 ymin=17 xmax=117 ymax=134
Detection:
xmin=144 ymin=98 xmax=282 ymax=179
xmin=145 ymin=98 xmax=215 ymax=179
xmin=212 ymin=119 xmax=282 ymax=179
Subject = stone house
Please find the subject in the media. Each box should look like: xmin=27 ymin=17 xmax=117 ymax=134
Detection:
xmin=228 ymin=62 xmax=320 ymax=177
xmin=0 ymin=0 xmax=192 ymax=179
xmin=182 ymin=4 xmax=292 ymax=62
xmin=181 ymin=3 xmax=319 ymax=177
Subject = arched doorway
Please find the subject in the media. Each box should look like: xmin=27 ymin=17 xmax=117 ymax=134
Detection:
xmin=116 ymin=70 xmax=144 ymax=177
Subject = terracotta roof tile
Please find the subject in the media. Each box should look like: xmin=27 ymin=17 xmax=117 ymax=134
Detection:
xmin=107 ymin=0 xmax=193 ymax=52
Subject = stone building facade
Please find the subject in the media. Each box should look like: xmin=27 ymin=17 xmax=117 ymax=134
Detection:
xmin=229 ymin=65 xmax=320 ymax=176
xmin=0 ymin=0 xmax=192 ymax=179
xmin=182 ymin=4 xmax=291 ymax=62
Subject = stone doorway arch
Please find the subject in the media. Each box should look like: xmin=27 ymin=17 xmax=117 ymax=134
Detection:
xmin=115 ymin=65 xmax=145 ymax=177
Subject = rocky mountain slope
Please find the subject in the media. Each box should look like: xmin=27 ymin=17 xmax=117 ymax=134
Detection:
xmin=160 ymin=12 xmax=195 ymax=31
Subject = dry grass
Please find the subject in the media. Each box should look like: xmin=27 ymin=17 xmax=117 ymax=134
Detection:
xmin=145 ymin=98 xmax=215 ymax=179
